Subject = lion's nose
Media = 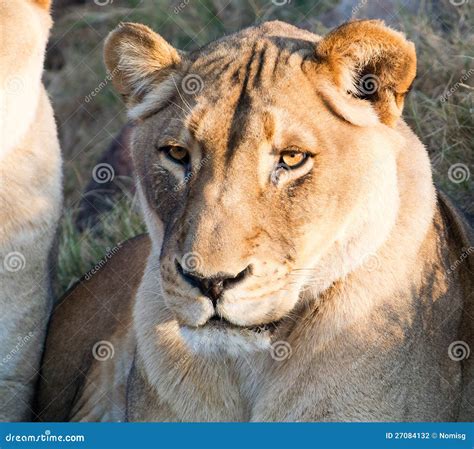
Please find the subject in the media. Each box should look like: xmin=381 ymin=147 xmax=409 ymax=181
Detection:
xmin=175 ymin=260 xmax=252 ymax=307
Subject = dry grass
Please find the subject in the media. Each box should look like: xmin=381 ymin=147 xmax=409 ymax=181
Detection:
xmin=46 ymin=0 xmax=473 ymax=293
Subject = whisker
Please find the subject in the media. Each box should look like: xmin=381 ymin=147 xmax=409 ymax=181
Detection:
xmin=170 ymin=75 xmax=194 ymax=115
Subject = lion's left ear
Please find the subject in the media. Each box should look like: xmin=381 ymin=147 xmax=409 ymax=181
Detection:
xmin=317 ymin=20 xmax=416 ymax=127
xmin=104 ymin=22 xmax=182 ymax=106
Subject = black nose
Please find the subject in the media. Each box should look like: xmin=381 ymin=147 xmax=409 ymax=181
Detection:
xmin=176 ymin=260 xmax=251 ymax=307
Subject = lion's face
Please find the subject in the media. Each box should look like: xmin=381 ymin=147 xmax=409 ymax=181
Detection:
xmin=105 ymin=20 xmax=416 ymax=353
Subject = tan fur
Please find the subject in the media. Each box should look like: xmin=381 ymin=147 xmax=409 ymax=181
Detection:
xmin=0 ymin=0 xmax=62 ymax=421
xmin=37 ymin=20 xmax=472 ymax=422
xmin=32 ymin=0 xmax=52 ymax=9
xmin=317 ymin=20 xmax=416 ymax=126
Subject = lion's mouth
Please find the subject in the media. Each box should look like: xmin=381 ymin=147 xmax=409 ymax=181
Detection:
xmin=206 ymin=315 xmax=280 ymax=334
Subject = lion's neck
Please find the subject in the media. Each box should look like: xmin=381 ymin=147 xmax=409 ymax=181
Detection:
xmin=0 ymin=52 xmax=45 ymax=160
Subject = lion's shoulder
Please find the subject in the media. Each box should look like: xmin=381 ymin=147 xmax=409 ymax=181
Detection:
xmin=35 ymin=234 xmax=150 ymax=421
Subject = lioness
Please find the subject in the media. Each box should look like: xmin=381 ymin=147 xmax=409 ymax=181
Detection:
xmin=37 ymin=20 xmax=473 ymax=422
xmin=0 ymin=0 xmax=62 ymax=421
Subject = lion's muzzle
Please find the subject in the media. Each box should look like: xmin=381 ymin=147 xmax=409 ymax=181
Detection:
xmin=175 ymin=258 xmax=252 ymax=308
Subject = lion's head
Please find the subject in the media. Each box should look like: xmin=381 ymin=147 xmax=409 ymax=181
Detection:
xmin=105 ymin=20 xmax=416 ymax=354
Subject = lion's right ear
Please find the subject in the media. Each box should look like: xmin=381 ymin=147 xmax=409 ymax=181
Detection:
xmin=316 ymin=20 xmax=416 ymax=127
xmin=104 ymin=22 xmax=181 ymax=106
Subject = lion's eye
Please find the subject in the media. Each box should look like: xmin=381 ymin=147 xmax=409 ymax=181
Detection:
xmin=159 ymin=145 xmax=190 ymax=165
xmin=279 ymin=150 xmax=308 ymax=169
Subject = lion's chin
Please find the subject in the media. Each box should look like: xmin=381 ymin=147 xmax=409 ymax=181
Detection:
xmin=179 ymin=318 xmax=276 ymax=357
